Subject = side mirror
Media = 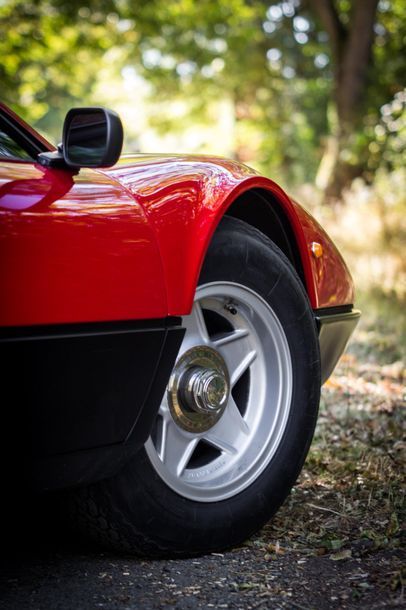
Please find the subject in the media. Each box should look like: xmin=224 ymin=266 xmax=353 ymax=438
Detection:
xmin=63 ymin=107 xmax=123 ymax=168
xmin=38 ymin=107 xmax=124 ymax=169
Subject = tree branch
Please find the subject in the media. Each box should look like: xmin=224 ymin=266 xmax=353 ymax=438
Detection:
xmin=308 ymin=0 xmax=347 ymax=59
xmin=338 ymin=0 xmax=379 ymax=124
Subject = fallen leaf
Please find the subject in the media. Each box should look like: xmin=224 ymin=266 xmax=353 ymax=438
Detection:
xmin=330 ymin=549 xmax=352 ymax=561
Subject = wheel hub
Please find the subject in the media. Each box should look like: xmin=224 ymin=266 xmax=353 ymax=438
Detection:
xmin=168 ymin=346 xmax=230 ymax=433
xmin=181 ymin=367 xmax=228 ymax=414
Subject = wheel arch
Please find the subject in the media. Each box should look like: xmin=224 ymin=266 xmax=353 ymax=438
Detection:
xmin=151 ymin=178 xmax=320 ymax=315
xmin=224 ymin=187 xmax=307 ymax=291
xmin=113 ymin=157 xmax=354 ymax=315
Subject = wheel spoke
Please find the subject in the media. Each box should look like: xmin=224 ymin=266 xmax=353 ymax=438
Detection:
xmin=158 ymin=395 xmax=171 ymax=420
xmin=212 ymin=328 xmax=249 ymax=348
xmin=182 ymin=301 xmax=209 ymax=347
xmin=212 ymin=328 xmax=256 ymax=386
xmin=204 ymin=396 xmax=250 ymax=455
xmin=230 ymin=349 xmax=256 ymax=386
xmin=160 ymin=420 xmax=199 ymax=477
xmin=214 ymin=329 xmax=256 ymax=387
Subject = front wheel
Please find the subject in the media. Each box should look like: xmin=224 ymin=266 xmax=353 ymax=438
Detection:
xmin=72 ymin=217 xmax=321 ymax=556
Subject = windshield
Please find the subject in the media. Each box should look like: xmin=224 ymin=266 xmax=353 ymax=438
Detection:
xmin=0 ymin=122 xmax=35 ymax=161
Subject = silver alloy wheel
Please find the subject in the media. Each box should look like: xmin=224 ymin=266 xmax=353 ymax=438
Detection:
xmin=145 ymin=281 xmax=293 ymax=502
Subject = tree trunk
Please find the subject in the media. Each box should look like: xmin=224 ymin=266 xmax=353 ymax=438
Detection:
xmin=310 ymin=0 xmax=379 ymax=200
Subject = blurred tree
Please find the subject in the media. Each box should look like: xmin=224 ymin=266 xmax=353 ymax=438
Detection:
xmin=123 ymin=0 xmax=332 ymax=183
xmin=307 ymin=0 xmax=405 ymax=198
xmin=0 ymin=0 xmax=125 ymax=136
xmin=121 ymin=0 xmax=405 ymax=194
xmin=1 ymin=0 xmax=404 ymax=196
xmin=309 ymin=0 xmax=379 ymax=196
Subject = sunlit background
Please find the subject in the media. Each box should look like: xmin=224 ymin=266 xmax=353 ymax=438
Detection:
xmin=1 ymin=0 xmax=405 ymax=301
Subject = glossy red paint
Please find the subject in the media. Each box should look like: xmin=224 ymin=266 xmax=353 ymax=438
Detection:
xmin=291 ymin=202 xmax=355 ymax=308
xmin=106 ymin=155 xmax=354 ymax=314
xmin=0 ymin=161 xmax=166 ymax=326
xmin=0 ymin=150 xmax=354 ymax=327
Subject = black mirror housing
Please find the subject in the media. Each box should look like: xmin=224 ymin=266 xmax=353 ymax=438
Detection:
xmin=62 ymin=107 xmax=123 ymax=168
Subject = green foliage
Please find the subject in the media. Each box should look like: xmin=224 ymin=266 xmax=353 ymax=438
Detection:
xmin=126 ymin=0 xmax=332 ymax=182
xmin=0 ymin=0 xmax=404 ymax=187
xmin=0 ymin=0 xmax=125 ymax=137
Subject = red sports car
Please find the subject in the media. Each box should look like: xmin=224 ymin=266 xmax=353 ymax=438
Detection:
xmin=0 ymin=104 xmax=360 ymax=556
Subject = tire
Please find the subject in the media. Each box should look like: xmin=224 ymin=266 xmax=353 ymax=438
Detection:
xmin=71 ymin=216 xmax=321 ymax=556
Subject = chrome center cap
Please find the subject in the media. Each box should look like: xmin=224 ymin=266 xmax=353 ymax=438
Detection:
xmin=182 ymin=367 xmax=229 ymax=414
xmin=167 ymin=346 xmax=230 ymax=433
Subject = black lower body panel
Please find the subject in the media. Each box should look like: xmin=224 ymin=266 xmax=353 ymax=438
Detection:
xmin=0 ymin=317 xmax=184 ymax=490
xmin=315 ymin=307 xmax=361 ymax=384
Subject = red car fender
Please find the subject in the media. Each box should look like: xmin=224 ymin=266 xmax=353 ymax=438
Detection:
xmin=0 ymin=161 xmax=167 ymax=326
xmin=290 ymin=201 xmax=355 ymax=309
xmin=106 ymin=155 xmax=354 ymax=315
xmin=0 ymin=151 xmax=354 ymax=328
